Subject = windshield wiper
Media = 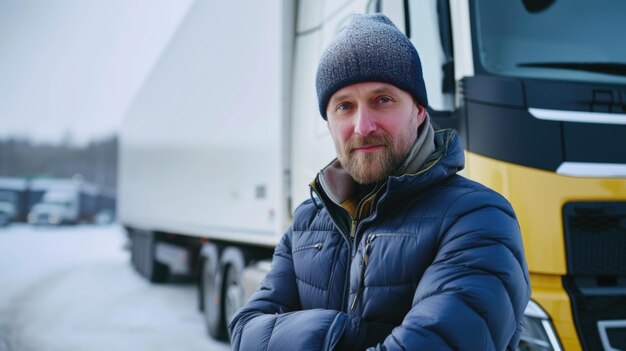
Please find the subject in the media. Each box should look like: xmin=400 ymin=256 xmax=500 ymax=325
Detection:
xmin=518 ymin=62 xmax=626 ymax=77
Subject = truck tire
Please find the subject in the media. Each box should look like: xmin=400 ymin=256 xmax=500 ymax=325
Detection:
xmin=220 ymin=247 xmax=247 ymax=334
xmin=146 ymin=232 xmax=169 ymax=283
xmin=200 ymin=243 xmax=228 ymax=341
xmin=130 ymin=229 xmax=169 ymax=283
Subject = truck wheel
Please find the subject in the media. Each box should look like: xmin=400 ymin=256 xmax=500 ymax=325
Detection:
xmin=201 ymin=243 xmax=228 ymax=340
xmin=130 ymin=229 xmax=168 ymax=283
xmin=145 ymin=231 xmax=169 ymax=283
xmin=130 ymin=229 xmax=142 ymax=271
xmin=220 ymin=247 xmax=247 ymax=333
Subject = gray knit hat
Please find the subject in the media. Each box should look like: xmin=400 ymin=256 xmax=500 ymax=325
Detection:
xmin=316 ymin=14 xmax=428 ymax=119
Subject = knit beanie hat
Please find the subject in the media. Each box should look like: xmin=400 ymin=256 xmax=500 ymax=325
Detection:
xmin=316 ymin=14 xmax=428 ymax=119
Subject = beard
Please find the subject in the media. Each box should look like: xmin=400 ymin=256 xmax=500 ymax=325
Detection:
xmin=336 ymin=132 xmax=413 ymax=185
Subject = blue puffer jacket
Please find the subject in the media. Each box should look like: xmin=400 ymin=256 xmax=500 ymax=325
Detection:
xmin=229 ymin=129 xmax=531 ymax=350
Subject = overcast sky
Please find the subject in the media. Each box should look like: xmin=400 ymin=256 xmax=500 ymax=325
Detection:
xmin=0 ymin=0 xmax=193 ymax=145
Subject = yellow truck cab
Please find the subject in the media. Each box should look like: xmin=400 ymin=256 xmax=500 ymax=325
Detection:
xmin=426 ymin=1 xmax=626 ymax=349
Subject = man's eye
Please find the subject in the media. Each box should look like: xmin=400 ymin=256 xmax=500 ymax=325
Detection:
xmin=378 ymin=96 xmax=393 ymax=104
xmin=336 ymin=103 xmax=351 ymax=111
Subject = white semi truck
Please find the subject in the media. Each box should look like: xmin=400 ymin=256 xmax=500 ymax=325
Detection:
xmin=118 ymin=1 xmax=626 ymax=350
xmin=28 ymin=178 xmax=98 ymax=225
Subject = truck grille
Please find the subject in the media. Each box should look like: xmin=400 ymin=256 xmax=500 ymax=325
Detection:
xmin=563 ymin=202 xmax=626 ymax=350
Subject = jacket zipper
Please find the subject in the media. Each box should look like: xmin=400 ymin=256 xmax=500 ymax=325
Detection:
xmin=349 ymin=233 xmax=412 ymax=311
xmin=346 ymin=218 xmax=358 ymax=311
xmin=346 ymin=185 xmax=385 ymax=311
xmin=293 ymin=242 xmax=324 ymax=252
xmin=309 ymin=182 xmax=384 ymax=312
xmin=349 ymin=219 xmax=357 ymax=238
xmin=350 ymin=233 xmax=378 ymax=311
xmin=350 ymin=233 xmax=405 ymax=311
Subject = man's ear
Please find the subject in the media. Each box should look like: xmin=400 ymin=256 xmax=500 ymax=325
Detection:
xmin=416 ymin=104 xmax=426 ymax=125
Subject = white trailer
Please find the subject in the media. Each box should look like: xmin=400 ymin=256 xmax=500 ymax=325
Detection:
xmin=119 ymin=1 xmax=625 ymax=349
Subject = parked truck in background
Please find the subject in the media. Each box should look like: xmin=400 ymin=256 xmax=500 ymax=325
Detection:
xmin=118 ymin=1 xmax=626 ymax=349
xmin=0 ymin=176 xmax=115 ymax=226
xmin=28 ymin=178 xmax=99 ymax=225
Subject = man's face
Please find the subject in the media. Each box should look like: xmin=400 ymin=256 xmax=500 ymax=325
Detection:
xmin=326 ymin=82 xmax=426 ymax=184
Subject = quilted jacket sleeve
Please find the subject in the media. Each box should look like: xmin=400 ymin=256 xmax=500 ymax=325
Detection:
xmin=369 ymin=190 xmax=531 ymax=351
xmin=228 ymin=226 xmax=365 ymax=351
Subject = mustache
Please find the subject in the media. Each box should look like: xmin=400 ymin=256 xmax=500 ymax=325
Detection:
xmin=346 ymin=133 xmax=392 ymax=151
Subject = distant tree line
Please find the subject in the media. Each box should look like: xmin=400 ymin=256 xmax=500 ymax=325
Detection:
xmin=0 ymin=135 xmax=118 ymax=194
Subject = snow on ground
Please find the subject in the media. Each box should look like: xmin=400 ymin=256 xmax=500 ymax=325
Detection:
xmin=0 ymin=224 xmax=128 ymax=303
xmin=0 ymin=224 xmax=230 ymax=351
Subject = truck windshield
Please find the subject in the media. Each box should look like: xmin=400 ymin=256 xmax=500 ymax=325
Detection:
xmin=47 ymin=200 xmax=71 ymax=207
xmin=473 ymin=0 xmax=626 ymax=84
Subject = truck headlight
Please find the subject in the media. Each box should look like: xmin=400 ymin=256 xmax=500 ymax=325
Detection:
xmin=517 ymin=300 xmax=562 ymax=351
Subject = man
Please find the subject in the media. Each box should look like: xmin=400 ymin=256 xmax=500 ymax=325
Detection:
xmin=229 ymin=14 xmax=530 ymax=351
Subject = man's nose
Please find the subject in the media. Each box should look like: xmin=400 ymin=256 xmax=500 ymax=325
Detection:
xmin=354 ymin=106 xmax=377 ymax=136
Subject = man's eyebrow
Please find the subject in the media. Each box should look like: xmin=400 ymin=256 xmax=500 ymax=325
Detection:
xmin=329 ymin=93 xmax=351 ymax=103
xmin=330 ymin=86 xmax=398 ymax=103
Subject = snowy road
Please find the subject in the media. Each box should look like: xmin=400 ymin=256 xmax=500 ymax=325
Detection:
xmin=0 ymin=224 xmax=230 ymax=351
